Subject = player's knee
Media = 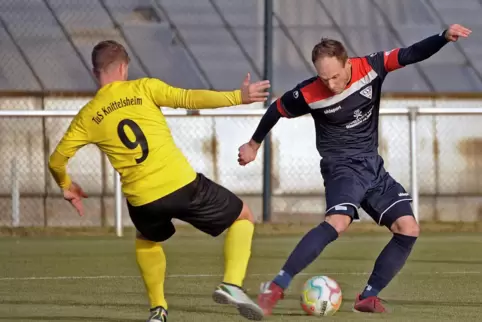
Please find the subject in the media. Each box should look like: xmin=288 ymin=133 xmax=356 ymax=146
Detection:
xmin=236 ymin=202 xmax=255 ymax=223
xmin=324 ymin=214 xmax=351 ymax=235
xmin=390 ymin=215 xmax=420 ymax=237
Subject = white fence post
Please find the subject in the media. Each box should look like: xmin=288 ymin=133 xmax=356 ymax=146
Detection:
xmin=11 ymin=156 xmax=20 ymax=227
xmin=408 ymin=106 xmax=419 ymax=222
xmin=114 ymin=172 xmax=123 ymax=237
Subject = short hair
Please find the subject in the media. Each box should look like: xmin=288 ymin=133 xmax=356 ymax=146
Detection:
xmin=91 ymin=40 xmax=130 ymax=75
xmin=311 ymin=38 xmax=348 ymax=65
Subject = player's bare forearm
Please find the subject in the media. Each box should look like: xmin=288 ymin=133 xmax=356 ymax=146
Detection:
xmin=48 ymin=150 xmax=72 ymax=190
xmin=251 ymin=101 xmax=281 ymax=144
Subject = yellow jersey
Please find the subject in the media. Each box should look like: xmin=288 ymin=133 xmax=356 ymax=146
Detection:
xmin=49 ymin=78 xmax=242 ymax=206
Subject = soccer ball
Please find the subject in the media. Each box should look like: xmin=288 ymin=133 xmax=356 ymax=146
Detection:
xmin=300 ymin=275 xmax=342 ymax=316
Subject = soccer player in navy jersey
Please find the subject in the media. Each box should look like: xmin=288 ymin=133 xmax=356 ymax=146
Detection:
xmin=237 ymin=24 xmax=472 ymax=314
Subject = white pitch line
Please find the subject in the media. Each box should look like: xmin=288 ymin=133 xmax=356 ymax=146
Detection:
xmin=0 ymin=271 xmax=480 ymax=281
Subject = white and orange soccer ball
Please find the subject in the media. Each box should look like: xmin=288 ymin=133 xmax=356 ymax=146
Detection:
xmin=300 ymin=275 xmax=342 ymax=316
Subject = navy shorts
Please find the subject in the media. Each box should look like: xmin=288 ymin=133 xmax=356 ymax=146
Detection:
xmin=320 ymin=155 xmax=413 ymax=228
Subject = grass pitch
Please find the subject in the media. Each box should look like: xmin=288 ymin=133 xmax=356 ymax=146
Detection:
xmin=0 ymin=226 xmax=481 ymax=321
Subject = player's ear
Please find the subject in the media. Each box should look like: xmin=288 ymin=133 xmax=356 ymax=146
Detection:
xmin=345 ymin=58 xmax=351 ymax=69
xmin=120 ymin=62 xmax=128 ymax=80
xmin=117 ymin=62 xmax=123 ymax=74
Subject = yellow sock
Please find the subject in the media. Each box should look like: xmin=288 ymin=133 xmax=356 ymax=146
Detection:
xmin=223 ymin=219 xmax=254 ymax=287
xmin=135 ymin=239 xmax=168 ymax=310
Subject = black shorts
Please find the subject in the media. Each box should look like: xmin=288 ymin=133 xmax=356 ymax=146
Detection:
xmin=127 ymin=173 xmax=243 ymax=242
xmin=321 ymin=155 xmax=413 ymax=228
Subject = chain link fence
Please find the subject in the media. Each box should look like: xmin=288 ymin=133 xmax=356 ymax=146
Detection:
xmin=0 ymin=115 xmax=116 ymax=227
xmin=1 ymin=98 xmax=482 ymax=227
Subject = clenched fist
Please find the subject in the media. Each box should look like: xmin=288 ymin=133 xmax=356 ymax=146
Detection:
xmin=238 ymin=140 xmax=261 ymax=166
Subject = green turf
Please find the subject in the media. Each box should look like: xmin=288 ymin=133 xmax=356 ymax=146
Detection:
xmin=0 ymin=230 xmax=481 ymax=321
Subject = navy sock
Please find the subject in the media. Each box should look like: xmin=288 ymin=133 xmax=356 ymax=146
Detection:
xmin=273 ymin=222 xmax=338 ymax=289
xmin=361 ymin=233 xmax=417 ymax=299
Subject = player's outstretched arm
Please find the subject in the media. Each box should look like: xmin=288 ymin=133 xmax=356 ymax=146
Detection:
xmin=48 ymin=115 xmax=90 ymax=216
xmin=385 ymin=24 xmax=472 ymax=72
xmin=238 ymin=101 xmax=282 ymax=166
xmin=238 ymin=83 xmax=311 ymax=166
xmin=146 ymin=73 xmax=270 ymax=110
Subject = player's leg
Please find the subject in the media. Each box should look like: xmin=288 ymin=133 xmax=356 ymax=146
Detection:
xmin=355 ymin=158 xmax=418 ymax=313
xmin=354 ymin=202 xmax=418 ymax=313
xmin=136 ymin=231 xmax=169 ymax=322
xmin=258 ymin=158 xmax=370 ymax=315
xmin=212 ymin=203 xmax=264 ymax=320
xmin=257 ymin=216 xmax=350 ymax=316
xmin=127 ymin=198 xmax=178 ymax=322
xmin=177 ymin=173 xmax=262 ymax=320
xmin=222 ymin=202 xmax=255 ymax=288
xmin=268 ymin=213 xmax=350 ymax=290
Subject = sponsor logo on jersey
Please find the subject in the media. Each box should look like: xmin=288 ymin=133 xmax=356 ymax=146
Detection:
xmin=324 ymin=105 xmax=341 ymax=114
xmin=346 ymin=107 xmax=374 ymax=129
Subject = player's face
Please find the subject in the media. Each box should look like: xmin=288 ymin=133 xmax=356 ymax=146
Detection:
xmin=315 ymin=57 xmax=351 ymax=94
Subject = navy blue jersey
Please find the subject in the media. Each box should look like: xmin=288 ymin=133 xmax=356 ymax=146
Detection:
xmin=276 ymin=49 xmax=403 ymax=158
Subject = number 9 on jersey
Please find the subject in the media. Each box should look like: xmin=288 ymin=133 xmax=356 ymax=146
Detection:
xmin=117 ymin=119 xmax=149 ymax=164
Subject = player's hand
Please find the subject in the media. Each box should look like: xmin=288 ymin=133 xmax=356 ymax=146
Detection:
xmin=63 ymin=182 xmax=88 ymax=217
xmin=238 ymin=140 xmax=261 ymax=166
xmin=240 ymin=73 xmax=271 ymax=104
xmin=445 ymin=24 xmax=472 ymax=42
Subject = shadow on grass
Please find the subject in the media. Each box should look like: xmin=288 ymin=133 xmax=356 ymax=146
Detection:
xmin=1 ymin=294 xmax=241 ymax=318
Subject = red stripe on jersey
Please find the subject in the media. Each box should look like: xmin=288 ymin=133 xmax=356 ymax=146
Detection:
xmin=348 ymin=57 xmax=373 ymax=86
xmin=276 ymin=98 xmax=289 ymax=117
xmin=300 ymin=78 xmax=332 ymax=105
xmin=383 ymin=48 xmax=402 ymax=72
xmin=301 ymin=58 xmax=374 ymax=105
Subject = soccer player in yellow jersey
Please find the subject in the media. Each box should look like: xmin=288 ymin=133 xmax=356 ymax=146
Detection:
xmin=48 ymin=40 xmax=271 ymax=321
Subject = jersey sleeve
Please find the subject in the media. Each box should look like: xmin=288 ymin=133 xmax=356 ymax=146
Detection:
xmin=366 ymin=50 xmax=402 ymax=80
xmin=48 ymin=114 xmax=90 ymax=189
xmin=367 ymin=31 xmax=449 ymax=78
xmin=144 ymin=78 xmax=242 ymax=109
xmin=276 ymin=85 xmax=311 ymax=118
